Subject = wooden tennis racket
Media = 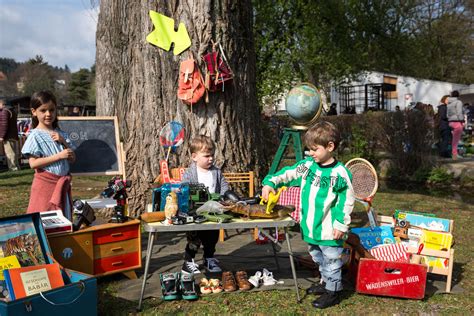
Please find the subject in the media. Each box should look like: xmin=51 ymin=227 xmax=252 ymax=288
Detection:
xmin=345 ymin=158 xmax=379 ymax=228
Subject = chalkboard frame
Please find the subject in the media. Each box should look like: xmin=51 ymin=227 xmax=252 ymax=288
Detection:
xmin=58 ymin=116 xmax=124 ymax=176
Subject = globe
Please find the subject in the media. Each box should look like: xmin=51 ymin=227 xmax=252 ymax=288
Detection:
xmin=285 ymin=83 xmax=322 ymax=126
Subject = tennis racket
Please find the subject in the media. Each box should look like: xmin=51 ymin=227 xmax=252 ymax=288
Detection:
xmin=159 ymin=121 xmax=185 ymax=161
xmin=345 ymin=158 xmax=379 ymax=228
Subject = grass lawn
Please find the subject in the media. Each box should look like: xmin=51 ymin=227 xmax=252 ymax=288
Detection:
xmin=1 ymin=169 xmax=473 ymax=315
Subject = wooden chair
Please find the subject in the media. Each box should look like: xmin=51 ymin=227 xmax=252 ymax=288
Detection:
xmin=219 ymin=171 xmax=255 ymax=241
xmin=168 ymin=168 xmax=256 ymax=241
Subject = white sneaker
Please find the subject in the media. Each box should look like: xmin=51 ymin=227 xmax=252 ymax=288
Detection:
xmin=181 ymin=259 xmax=201 ymax=275
xmin=262 ymin=268 xmax=284 ymax=286
xmin=248 ymin=271 xmax=262 ymax=288
xmin=205 ymin=257 xmax=222 ymax=273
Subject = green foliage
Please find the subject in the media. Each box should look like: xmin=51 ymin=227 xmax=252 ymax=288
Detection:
xmin=0 ymin=58 xmax=20 ymax=74
xmin=21 ymin=57 xmax=55 ymax=96
xmin=413 ymin=167 xmax=433 ymax=183
xmin=350 ymin=124 xmax=369 ymax=158
xmin=253 ymin=0 xmax=474 ymax=105
xmin=68 ymin=68 xmax=93 ymax=104
xmin=427 ymin=167 xmax=454 ymax=186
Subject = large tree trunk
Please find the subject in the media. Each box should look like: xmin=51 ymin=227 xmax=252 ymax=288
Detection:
xmin=96 ymin=0 xmax=265 ymax=216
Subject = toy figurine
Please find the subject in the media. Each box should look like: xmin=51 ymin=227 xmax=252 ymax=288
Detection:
xmin=163 ymin=192 xmax=179 ymax=225
xmin=260 ymin=186 xmax=287 ymax=214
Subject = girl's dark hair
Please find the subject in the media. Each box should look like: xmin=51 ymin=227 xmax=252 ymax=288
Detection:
xmin=30 ymin=90 xmax=58 ymax=128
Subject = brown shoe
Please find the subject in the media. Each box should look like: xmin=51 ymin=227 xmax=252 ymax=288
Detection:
xmin=235 ymin=271 xmax=252 ymax=291
xmin=222 ymin=271 xmax=237 ymax=292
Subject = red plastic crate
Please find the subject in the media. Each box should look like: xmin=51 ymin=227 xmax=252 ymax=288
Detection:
xmin=356 ymin=258 xmax=427 ymax=299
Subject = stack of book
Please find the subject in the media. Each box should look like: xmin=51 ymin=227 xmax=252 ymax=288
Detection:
xmin=0 ymin=216 xmax=64 ymax=301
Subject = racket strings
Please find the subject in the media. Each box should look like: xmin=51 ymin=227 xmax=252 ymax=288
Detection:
xmin=347 ymin=162 xmax=377 ymax=200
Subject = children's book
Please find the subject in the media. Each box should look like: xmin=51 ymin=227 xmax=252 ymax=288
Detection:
xmin=351 ymin=226 xmax=395 ymax=250
xmin=0 ymin=256 xmax=21 ymax=301
xmin=395 ymin=211 xmax=450 ymax=232
xmin=0 ymin=217 xmax=46 ymax=267
xmin=3 ymin=263 xmax=64 ymax=300
xmin=421 ymin=230 xmax=453 ymax=251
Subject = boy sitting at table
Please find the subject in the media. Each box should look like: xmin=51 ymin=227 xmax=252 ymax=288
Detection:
xmin=181 ymin=135 xmax=229 ymax=274
xmin=261 ymin=121 xmax=355 ymax=309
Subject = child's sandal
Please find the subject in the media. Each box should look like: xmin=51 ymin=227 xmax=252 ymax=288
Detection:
xmin=209 ymin=278 xmax=223 ymax=294
xmin=199 ymin=278 xmax=212 ymax=295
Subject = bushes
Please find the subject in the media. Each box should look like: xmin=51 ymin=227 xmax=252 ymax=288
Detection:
xmin=427 ymin=167 xmax=454 ymax=187
xmin=325 ymin=110 xmax=435 ymax=180
xmin=266 ymin=111 xmax=437 ymax=184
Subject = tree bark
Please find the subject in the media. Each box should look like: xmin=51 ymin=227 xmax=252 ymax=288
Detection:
xmin=96 ymin=0 xmax=264 ymax=216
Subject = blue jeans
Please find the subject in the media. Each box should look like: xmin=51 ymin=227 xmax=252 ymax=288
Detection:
xmin=308 ymin=244 xmax=344 ymax=292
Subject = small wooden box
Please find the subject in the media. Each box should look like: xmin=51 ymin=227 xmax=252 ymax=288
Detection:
xmin=48 ymin=219 xmax=141 ymax=279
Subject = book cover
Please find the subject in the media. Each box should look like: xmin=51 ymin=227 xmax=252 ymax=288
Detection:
xmin=0 ymin=255 xmax=21 ymax=301
xmin=351 ymin=226 xmax=395 ymax=250
xmin=4 ymin=263 xmax=64 ymax=300
xmin=395 ymin=210 xmax=450 ymax=232
xmin=0 ymin=217 xmax=46 ymax=267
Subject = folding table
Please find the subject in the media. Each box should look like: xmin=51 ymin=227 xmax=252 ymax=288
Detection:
xmin=137 ymin=217 xmax=299 ymax=310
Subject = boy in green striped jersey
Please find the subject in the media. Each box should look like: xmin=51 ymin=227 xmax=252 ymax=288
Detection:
xmin=262 ymin=121 xmax=354 ymax=309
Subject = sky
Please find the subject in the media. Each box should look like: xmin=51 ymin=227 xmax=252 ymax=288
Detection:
xmin=0 ymin=0 xmax=98 ymax=71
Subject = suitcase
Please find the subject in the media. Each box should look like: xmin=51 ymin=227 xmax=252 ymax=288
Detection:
xmin=0 ymin=213 xmax=97 ymax=315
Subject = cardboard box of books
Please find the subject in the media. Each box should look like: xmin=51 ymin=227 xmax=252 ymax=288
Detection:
xmin=0 ymin=213 xmax=97 ymax=316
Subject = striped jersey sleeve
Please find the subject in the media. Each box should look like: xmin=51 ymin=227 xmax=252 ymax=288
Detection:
xmin=331 ymin=164 xmax=355 ymax=233
xmin=262 ymin=158 xmax=313 ymax=188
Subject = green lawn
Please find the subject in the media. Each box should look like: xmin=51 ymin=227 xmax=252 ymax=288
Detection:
xmin=1 ymin=169 xmax=473 ymax=315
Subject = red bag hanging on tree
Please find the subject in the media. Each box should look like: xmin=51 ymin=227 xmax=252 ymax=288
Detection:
xmin=202 ymin=42 xmax=234 ymax=92
xmin=177 ymin=55 xmax=206 ymax=106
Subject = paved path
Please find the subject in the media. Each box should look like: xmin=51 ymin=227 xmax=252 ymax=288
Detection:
xmin=113 ymin=225 xmax=460 ymax=303
xmin=437 ymin=156 xmax=474 ymax=178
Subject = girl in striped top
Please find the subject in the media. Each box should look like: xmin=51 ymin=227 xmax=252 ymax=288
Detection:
xmin=262 ymin=121 xmax=354 ymax=309
xmin=22 ymin=91 xmax=76 ymax=219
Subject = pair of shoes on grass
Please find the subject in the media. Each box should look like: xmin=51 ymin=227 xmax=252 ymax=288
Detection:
xmin=306 ymin=281 xmax=342 ymax=309
xmin=248 ymin=268 xmax=284 ymax=288
xmin=199 ymin=278 xmax=223 ymax=294
xmin=221 ymin=271 xmax=253 ymax=292
xmin=160 ymin=272 xmax=198 ymax=301
xmin=181 ymin=257 xmax=222 ymax=275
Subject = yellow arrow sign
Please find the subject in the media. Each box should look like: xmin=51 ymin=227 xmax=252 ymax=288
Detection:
xmin=146 ymin=10 xmax=191 ymax=55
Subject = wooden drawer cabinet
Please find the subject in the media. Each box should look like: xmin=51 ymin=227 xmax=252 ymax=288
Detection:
xmin=48 ymin=219 xmax=141 ymax=279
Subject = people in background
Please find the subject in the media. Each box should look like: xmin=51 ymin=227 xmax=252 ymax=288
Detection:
xmin=70 ymin=106 xmax=81 ymax=116
xmin=395 ymin=105 xmax=401 ymax=112
xmin=464 ymin=103 xmax=472 ymax=122
xmin=21 ymin=91 xmax=76 ymax=219
xmin=327 ymin=103 xmax=338 ymax=116
xmin=0 ymin=99 xmax=21 ymax=171
xmin=447 ymin=91 xmax=466 ymax=159
xmin=437 ymin=95 xmax=451 ymax=158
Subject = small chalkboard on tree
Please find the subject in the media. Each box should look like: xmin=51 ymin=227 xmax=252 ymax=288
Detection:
xmin=58 ymin=116 xmax=124 ymax=176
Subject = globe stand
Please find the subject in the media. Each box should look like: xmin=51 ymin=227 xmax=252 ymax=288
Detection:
xmin=269 ymin=128 xmax=304 ymax=174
